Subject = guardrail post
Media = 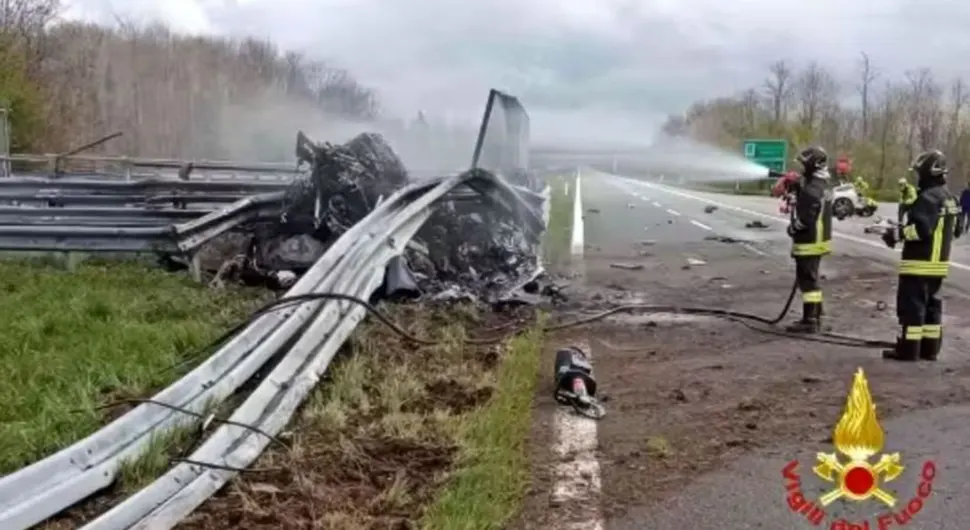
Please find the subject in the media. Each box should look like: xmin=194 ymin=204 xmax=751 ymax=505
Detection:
xmin=62 ymin=251 xmax=80 ymax=272
xmin=122 ymin=157 xmax=132 ymax=181
xmin=188 ymin=252 xmax=203 ymax=283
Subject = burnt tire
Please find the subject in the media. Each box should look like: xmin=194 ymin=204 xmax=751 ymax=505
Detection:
xmin=833 ymin=197 xmax=854 ymax=220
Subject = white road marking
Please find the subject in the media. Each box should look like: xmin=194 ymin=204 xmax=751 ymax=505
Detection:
xmin=690 ymin=219 xmax=712 ymax=231
xmin=557 ymin=173 xmax=602 ymax=530
xmin=742 ymin=243 xmax=768 ymax=256
xmin=552 ymin=341 xmax=603 ymax=530
xmin=666 ymin=208 xmax=681 ymax=216
xmin=571 ymin=171 xmax=585 ymax=256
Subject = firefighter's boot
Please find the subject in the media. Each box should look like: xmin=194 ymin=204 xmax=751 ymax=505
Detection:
xmin=920 ymin=325 xmax=942 ymax=361
xmin=785 ymin=303 xmax=820 ymax=333
xmin=882 ymin=327 xmax=921 ymax=361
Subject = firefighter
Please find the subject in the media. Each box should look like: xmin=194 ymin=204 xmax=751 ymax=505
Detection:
xmin=854 ymin=174 xmax=870 ymax=197
xmin=897 ymin=177 xmax=918 ymax=223
xmin=881 ymin=149 xmax=963 ymax=361
xmin=786 ymin=146 xmax=833 ymax=333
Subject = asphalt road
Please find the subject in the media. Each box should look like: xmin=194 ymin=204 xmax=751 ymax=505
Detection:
xmin=576 ymin=170 xmax=969 ymax=530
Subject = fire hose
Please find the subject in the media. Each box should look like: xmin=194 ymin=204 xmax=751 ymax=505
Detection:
xmin=163 ymin=284 xmax=895 ymax=423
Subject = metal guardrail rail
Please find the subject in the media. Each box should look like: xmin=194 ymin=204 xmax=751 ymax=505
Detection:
xmin=0 ymin=170 xmax=545 ymax=530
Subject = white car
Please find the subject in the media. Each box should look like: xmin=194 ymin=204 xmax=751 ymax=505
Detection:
xmin=831 ymin=183 xmax=877 ymax=220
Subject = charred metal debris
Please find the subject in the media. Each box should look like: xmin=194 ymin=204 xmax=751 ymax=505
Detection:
xmin=203 ymin=131 xmax=562 ymax=309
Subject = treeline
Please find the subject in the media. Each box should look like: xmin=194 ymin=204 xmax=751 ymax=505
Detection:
xmin=0 ymin=0 xmax=398 ymax=161
xmin=662 ymin=53 xmax=970 ymax=195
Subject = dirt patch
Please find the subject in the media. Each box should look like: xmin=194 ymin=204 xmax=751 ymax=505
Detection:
xmin=176 ymin=303 xmax=529 ymax=530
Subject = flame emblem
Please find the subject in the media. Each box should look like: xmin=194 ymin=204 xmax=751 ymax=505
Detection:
xmin=813 ymin=368 xmax=904 ymax=506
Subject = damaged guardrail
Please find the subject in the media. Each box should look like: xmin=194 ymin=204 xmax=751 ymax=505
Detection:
xmin=0 ymin=170 xmax=543 ymax=530
xmin=0 ymin=88 xmax=547 ymax=529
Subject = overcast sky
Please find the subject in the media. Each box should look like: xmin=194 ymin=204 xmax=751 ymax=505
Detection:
xmin=61 ymin=0 xmax=970 ymax=144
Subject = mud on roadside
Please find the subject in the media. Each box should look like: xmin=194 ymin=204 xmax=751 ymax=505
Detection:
xmin=570 ymin=247 xmax=970 ymax=520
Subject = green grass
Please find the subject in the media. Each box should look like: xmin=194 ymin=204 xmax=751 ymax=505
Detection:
xmin=542 ymin=174 xmax=576 ymax=267
xmin=421 ymin=326 xmax=543 ymax=530
xmin=0 ymin=259 xmax=266 ymax=475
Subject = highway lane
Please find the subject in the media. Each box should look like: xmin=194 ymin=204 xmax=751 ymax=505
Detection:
xmin=581 ymin=172 xmax=719 ymax=249
xmin=574 ymin=170 xmax=970 ymax=530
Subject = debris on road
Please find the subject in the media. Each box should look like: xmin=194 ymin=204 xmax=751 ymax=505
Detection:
xmin=587 ymin=208 xmax=601 ymax=214
xmin=864 ymin=217 xmax=897 ymax=234
xmin=639 ymin=240 xmax=656 ymax=246
xmin=745 ymin=220 xmax=769 ymax=229
xmin=686 ymin=258 xmax=706 ymax=266
xmin=703 ymin=205 xmax=718 ymax=214
xmin=704 ymin=235 xmax=745 ymax=244
xmin=610 ymin=262 xmax=645 ymax=271
xmin=627 ymin=203 xmax=636 ymax=208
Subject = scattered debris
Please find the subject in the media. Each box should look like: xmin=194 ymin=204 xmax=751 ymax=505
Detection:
xmin=686 ymin=258 xmax=706 ymax=266
xmin=864 ymin=217 xmax=896 ymax=234
xmin=610 ymin=262 xmax=645 ymax=271
xmin=703 ymin=205 xmax=718 ymax=214
xmin=627 ymin=203 xmax=636 ymax=208
xmin=587 ymin=208 xmax=601 ymax=214
xmin=639 ymin=240 xmax=656 ymax=246
xmin=745 ymin=220 xmax=768 ymax=229
xmin=213 ymin=131 xmax=552 ymax=308
xmin=704 ymin=235 xmax=744 ymax=244
xmin=876 ymin=301 xmax=888 ymax=311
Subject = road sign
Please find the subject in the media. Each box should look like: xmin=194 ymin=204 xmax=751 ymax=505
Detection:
xmin=743 ymin=139 xmax=787 ymax=173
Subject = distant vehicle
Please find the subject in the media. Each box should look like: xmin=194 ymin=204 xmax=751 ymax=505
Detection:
xmin=831 ymin=183 xmax=877 ymax=219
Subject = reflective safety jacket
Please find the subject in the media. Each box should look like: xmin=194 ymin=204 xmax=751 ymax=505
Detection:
xmin=899 ymin=182 xmax=918 ymax=206
xmin=899 ymin=184 xmax=961 ymax=276
xmin=790 ymin=176 xmax=833 ymax=257
xmin=854 ymin=176 xmax=870 ymax=195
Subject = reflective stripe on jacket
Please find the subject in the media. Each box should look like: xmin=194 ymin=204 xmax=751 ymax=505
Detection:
xmin=899 ymin=185 xmax=960 ymax=277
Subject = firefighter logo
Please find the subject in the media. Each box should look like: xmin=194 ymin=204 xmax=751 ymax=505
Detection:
xmin=813 ymin=368 xmax=904 ymax=507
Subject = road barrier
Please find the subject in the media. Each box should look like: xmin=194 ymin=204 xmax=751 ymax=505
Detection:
xmin=0 ymin=168 xmax=544 ymax=530
xmin=0 ymin=89 xmax=545 ymax=529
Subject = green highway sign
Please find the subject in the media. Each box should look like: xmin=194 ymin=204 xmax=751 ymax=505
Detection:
xmin=743 ymin=139 xmax=787 ymax=173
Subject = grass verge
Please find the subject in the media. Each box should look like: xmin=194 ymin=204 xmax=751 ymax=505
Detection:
xmin=0 ymin=259 xmax=266 ymax=475
xmin=180 ymin=304 xmax=543 ymax=530
xmin=542 ymin=173 xmax=575 ymax=268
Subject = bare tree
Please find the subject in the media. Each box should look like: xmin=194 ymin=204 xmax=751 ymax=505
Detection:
xmin=856 ymin=52 xmax=878 ymax=138
xmin=763 ymin=60 xmax=794 ymax=123
xmin=947 ymin=79 xmax=967 ymax=148
xmin=795 ymin=61 xmax=838 ymax=132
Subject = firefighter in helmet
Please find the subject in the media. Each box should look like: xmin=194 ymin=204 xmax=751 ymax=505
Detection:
xmin=881 ymin=149 xmax=963 ymax=361
xmin=897 ymin=176 xmax=918 ymax=223
xmin=785 ymin=146 xmax=834 ymax=333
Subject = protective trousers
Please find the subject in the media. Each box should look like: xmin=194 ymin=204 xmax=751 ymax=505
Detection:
xmin=894 ymin=275 xmax=944 ymax=360
xmin=791 ymin=256 xmax=822 ymax=331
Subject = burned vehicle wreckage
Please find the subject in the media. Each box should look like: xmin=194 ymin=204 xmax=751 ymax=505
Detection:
xmin=205 ymin=93 xmax=556 ymax=308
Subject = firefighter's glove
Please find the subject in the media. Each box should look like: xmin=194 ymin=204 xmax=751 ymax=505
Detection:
xmin=881 ymin=229 xmax=897 ymax=249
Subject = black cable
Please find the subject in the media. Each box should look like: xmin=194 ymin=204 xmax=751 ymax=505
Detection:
xmin=166 ymin=281 xmax=892 ymax=377
xmin=85 ymin=398 xmax=289 ymax=451
xmin=171 ymin=457 xmax=277 ymax=474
